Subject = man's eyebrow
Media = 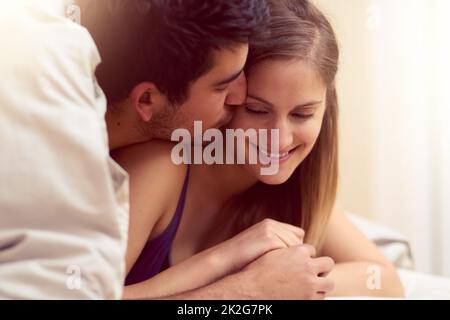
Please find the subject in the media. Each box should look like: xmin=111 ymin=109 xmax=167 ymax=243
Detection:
xmin=247 ymin=94 xmax=322 ymax=108
xmin=213 ymin=68 xmax=244 ymax=87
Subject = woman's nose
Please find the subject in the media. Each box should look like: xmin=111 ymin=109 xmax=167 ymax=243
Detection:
xmin=271 ymin=122 xmax=294 ymax=152
xmin=225 ymin=72 xmax=247 ymax=107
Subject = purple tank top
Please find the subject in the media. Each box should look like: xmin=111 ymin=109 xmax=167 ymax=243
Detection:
xmin=125 ymin=167 xmax=189 ymax=286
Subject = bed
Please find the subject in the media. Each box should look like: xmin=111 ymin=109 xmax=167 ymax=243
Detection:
xmin=330 ymin=213 xmax=450 ymax=300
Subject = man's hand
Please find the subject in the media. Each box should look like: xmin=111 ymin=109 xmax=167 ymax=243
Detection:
xmin=239 ymin=245 xmax=335 ymax=299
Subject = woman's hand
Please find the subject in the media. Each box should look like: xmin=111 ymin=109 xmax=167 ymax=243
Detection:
xmin=208 ymin=218 xmax=305 ymax=276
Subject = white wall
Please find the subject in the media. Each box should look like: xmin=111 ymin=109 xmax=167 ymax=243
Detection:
xmin=312 ymin=0 xmax=450 ymax=276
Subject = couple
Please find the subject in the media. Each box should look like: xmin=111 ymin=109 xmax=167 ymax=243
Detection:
xmin=79 ymin=0 xmax=404 ymax=299
xmin=0 ymin=0 xmax=403 ymax=299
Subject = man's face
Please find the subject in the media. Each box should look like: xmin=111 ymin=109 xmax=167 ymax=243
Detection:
xmin=151 ymin=44 xmax=249 ymax=140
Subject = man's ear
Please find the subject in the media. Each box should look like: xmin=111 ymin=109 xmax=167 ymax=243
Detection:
xmin=129 ymin=82 xmax=164 ymax=122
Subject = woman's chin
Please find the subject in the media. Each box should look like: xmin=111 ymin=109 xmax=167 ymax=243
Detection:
xmin=247 ymin=165 xmax=294 ymax=185
xmin=259 ymin=175 xmax=291 ymax=185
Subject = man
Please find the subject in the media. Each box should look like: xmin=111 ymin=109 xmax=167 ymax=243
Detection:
xmin=76 ymin=0 xmax=267 ymax=150
xmin=79 ymin=0 xmax=334 ymax=300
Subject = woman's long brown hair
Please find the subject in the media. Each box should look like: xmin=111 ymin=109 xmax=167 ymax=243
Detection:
xmin=208 ymin=0 xmax=340 ymax=249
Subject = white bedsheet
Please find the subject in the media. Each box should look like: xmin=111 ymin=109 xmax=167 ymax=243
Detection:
xmin=331 ymin=213 xmax=450 ymax=299
xmin=328 ymin=269 xmax=450 ymax=300
xmin=399 ymin=269 xmax=450 ymax=299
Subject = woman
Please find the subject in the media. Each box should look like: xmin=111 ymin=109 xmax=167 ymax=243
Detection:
xmin=113 ymin=0 xmax=404 ymax=299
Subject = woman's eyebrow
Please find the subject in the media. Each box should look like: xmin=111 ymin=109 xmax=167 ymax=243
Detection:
xmin=247 ymin=94 xmax=322 ymax=108
xmin=293 ymin=101 xmax=323 ymax=108
xmin=247 ymin=94 xmax=274 ymax=106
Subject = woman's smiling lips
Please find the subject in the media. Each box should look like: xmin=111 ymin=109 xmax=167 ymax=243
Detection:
xmin=249 ymin=143 xmax=301 ymax=164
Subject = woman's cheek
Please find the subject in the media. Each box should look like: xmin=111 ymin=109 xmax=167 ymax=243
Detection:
xmin=295 ymin=120 xmax=322 ymax=146
xmin=228 ymin=112 xmax=260 ymax=131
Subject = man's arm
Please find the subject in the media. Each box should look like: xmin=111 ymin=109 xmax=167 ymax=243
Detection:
xmin=151 ymin=246 xmax=335 ymax=300
xmin=159 ymin=272 xmax=256 ymax=300
xmin=0 ymin=1 xmax=127 ymax=299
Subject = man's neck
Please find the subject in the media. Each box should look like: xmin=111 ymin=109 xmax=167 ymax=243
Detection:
xmin=106 ymin=111 xmax=149 ymax=151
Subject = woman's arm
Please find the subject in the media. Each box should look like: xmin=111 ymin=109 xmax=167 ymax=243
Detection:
xmin=320 ymin=206 xmax=404 ymax=298
xmin=123 ymin=219 xmax=306 ymax=299
xmin=124 ymin=241 xmax=226 ymax=299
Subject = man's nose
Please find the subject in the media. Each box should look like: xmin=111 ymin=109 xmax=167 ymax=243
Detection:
xmin=225 ymin=72 xmax=247 ymax=107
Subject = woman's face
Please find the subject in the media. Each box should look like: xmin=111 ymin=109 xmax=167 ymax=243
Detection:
xmin=228 ymin=59 xmax=327 ymax=185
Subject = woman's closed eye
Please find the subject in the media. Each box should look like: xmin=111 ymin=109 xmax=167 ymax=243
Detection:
xmin=245 ymin=105 xmax=269 ymax=115
xmin=245 ymin=105 xmax=316 ymax=119
xmin=291 ymin=105 xmax=319 ymax=120
xmin=291 ymin=112 xmax=315 ymax=119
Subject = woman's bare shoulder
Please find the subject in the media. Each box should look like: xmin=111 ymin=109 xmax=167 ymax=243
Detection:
xmin=112 ymin=140 xmax=188 ymax=210
xmin=113 ymin=140 xmax=186 ymax=176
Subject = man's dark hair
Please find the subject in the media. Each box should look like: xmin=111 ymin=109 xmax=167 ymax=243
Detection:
xmin=77 ymin=0 xmax=269 ymax=106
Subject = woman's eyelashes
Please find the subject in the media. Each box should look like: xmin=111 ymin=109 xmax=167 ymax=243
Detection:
xmin=292 ymin=112 xmax=315 ymax=119
xmin=245 ymin=106 xmax=269 ymax=115
xmin=245 ymin=105 xmax=315 ymax=119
